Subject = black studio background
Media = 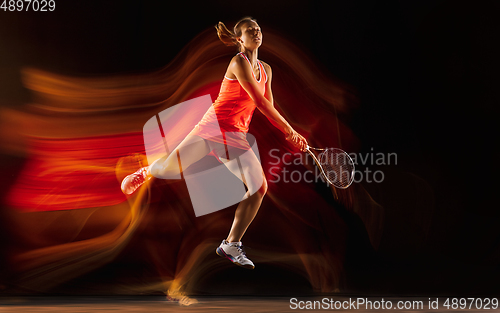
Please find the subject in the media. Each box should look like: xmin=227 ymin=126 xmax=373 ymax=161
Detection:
xmin=0 ymin=0 xmax=499 ymax=295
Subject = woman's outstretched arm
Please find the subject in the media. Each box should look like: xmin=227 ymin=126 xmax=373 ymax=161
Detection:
xmin=230 ymin=56 xmax=307 ymax=150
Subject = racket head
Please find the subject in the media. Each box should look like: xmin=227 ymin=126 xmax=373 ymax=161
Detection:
xmin=316 ymin=147 xmax=355 ymax=189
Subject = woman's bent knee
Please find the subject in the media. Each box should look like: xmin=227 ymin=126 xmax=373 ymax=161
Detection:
xmin=256 ymin=178 xmax=268 ymax=198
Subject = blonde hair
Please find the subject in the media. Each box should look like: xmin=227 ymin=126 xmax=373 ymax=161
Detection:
xmin=215 ymin=17 xmax=257 ymax=51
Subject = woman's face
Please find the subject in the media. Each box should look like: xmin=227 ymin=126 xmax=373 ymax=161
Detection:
xmin=237 ymin=21 xmax=262 ymax=50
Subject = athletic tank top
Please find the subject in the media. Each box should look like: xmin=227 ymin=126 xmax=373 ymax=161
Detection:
xmin=213 ymin=52 xmax=267 ymax=132
xmin=195 ymin=52 xmax=268 ymax=134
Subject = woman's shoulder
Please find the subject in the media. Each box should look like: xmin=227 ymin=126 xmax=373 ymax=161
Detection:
xmin=229 ymin=53 xmax=246 ymax=65
xmin=226 ymin=54 xmax=272 ymax=78
xmin=259 ymin=60 xmax=272 ymax=72
xmin=228 ymin=54 xmax=271 ymax=67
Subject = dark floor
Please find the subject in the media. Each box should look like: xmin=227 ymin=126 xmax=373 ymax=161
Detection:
xmin=1 ymin=296 xmax=499 ymax=312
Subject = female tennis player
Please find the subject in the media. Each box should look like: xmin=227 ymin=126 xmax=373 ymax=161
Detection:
xmin=121 ymin=17 xmax=307 ymax=269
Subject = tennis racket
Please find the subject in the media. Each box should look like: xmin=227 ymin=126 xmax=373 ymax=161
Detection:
xmin=305 ymin=145 xmax=355 ymax=189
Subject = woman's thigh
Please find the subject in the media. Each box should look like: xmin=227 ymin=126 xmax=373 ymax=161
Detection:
xmin=219 ymin=147 xmax=266 ymax=196
xmin=151 ymin=135 xmax=211 ymax=178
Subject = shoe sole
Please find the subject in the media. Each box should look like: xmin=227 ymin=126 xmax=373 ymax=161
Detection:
xmin=216 ymin=247 xmax=255 ymax=269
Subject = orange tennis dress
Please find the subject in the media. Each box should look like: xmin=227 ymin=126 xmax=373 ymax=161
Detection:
xmin=190 ymin=52 xmax=267 ymax=153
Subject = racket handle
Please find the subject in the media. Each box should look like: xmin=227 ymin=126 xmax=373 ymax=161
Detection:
xmin=306 ymin=145 xmax=325 ymax=151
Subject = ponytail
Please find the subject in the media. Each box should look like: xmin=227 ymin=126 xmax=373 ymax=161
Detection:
xmin=215 ymin=21 xmax=238 ymax=47
xmin=215 ymin=17 xmax=257 ymax=50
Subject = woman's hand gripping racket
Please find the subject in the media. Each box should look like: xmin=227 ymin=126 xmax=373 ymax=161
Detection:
xmin=286 ymin=129 xmax=354 ymax=188
xmin=305 ymin=145 xmax=355 ymax=189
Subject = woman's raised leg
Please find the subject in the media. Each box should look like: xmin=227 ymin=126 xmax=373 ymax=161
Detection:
xmin=149 ymin=135 xmax=211 ymax=179
xmin=121 ymin=135 xmax=211 ymax=195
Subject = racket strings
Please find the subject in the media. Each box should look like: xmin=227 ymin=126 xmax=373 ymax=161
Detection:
xmin=319 ymin=149 xmax=354 ymax=188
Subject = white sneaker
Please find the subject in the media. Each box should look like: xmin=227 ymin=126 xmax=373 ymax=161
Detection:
xmin=216 ymin=240 xmax=255 ymax=269
xmin=121 ymin=166 xmax=151 ymax=195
